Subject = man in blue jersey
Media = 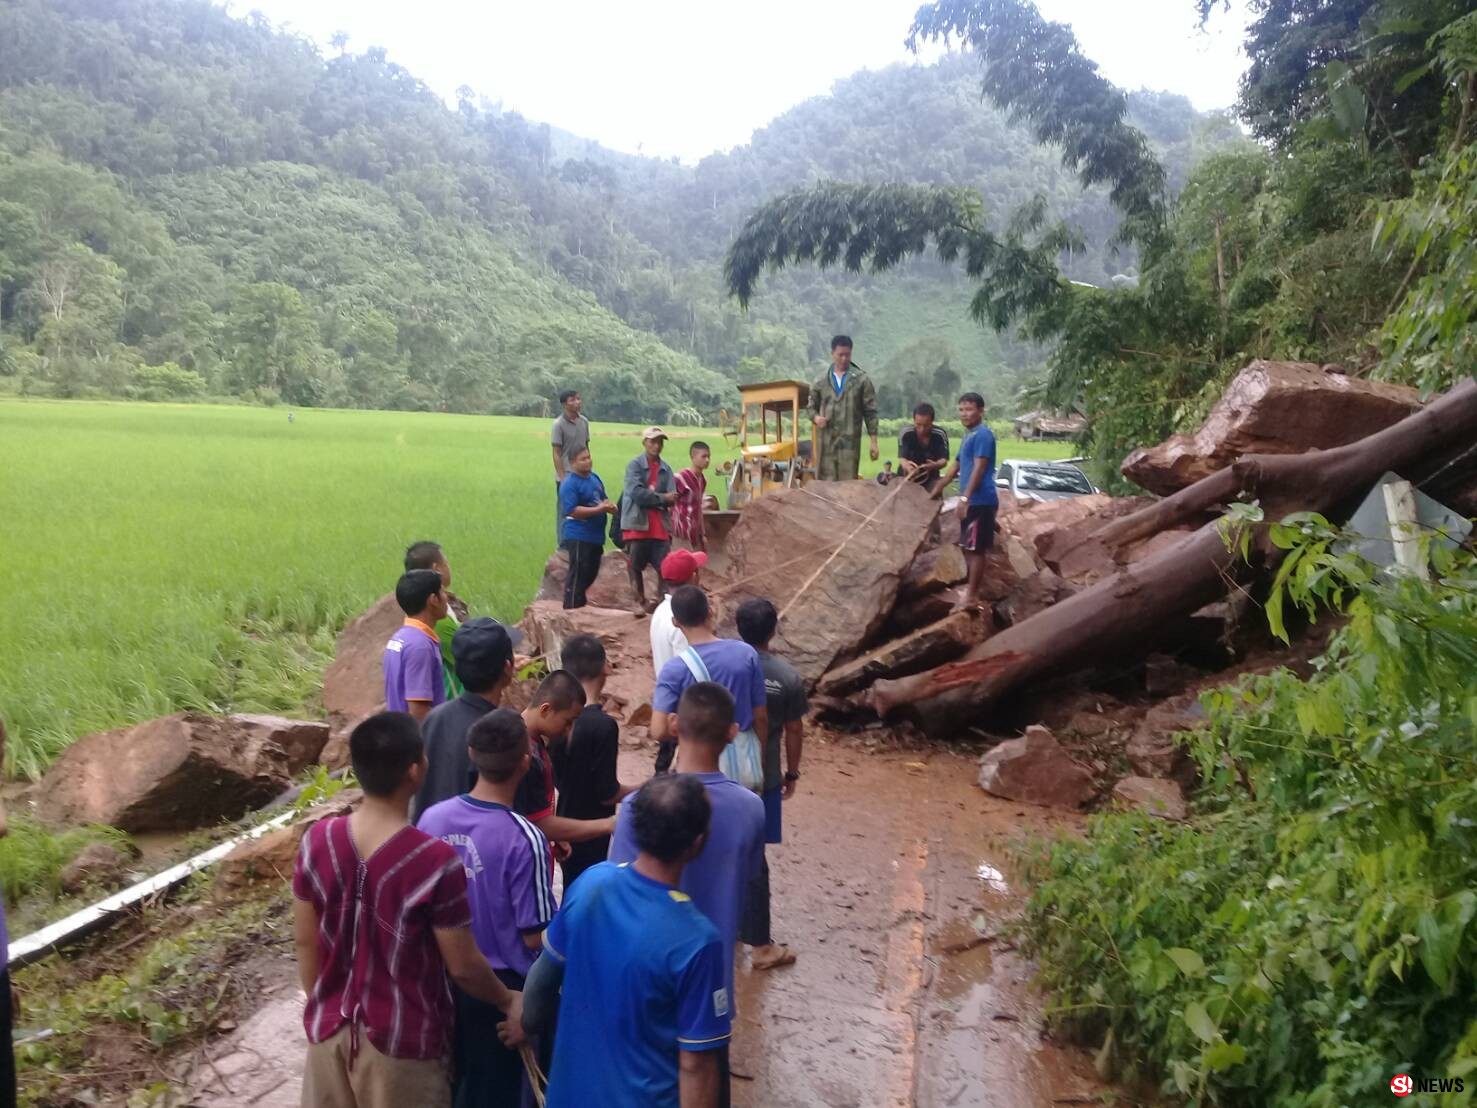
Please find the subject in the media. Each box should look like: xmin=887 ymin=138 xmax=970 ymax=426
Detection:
xmin=932 ymin=391 xmax=998 ymax=610
xmin=610 ymin=681 xmax=765 ymax=1108
xmin=522 ymin=773 xmax=730 ymax=1108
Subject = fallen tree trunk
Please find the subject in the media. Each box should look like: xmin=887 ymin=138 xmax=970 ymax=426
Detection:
xmin=872 ymin=379 xmax=1477 ymax=729
xmin=1098 ymin=379 xmax=1477 ymax=551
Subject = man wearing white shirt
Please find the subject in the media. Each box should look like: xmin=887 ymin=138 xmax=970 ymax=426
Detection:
xmin=650 ymin=549 xmax=706 ymax=674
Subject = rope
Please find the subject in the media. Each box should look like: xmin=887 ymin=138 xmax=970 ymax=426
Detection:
xmin=778 ymin=479 xmax=910 ymax=619
xmin=520 ymin=1043 xmax=548 ymax=1107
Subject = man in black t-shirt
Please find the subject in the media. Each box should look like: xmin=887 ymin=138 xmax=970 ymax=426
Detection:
xmin=735 ymin=598 xmax=809 ymax=972
xmin=549 ymin=635 xmax=637 ymax=890
xmin=898 ymin=402 xmax=950 ymax=493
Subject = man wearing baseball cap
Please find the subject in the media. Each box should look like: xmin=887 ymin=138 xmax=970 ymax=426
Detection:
xmin=620 ymin=427 xmax=679 ymax=613
xmin=411 ymin=616 xmax=525 ymax=821
xmin=650 ymin=548 xmax=708 ymax=674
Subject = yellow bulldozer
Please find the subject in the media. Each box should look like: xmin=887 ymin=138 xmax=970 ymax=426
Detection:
xmin=704 ymin=380 xmax=816 ymax=548
xmin=722 ymin=380 xmax=815 ymax=508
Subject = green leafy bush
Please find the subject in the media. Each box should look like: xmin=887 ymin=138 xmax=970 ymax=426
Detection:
xmin=1019 ymin=521 xmax=1477 ymax=1104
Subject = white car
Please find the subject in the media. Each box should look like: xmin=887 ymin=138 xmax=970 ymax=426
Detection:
xmin=995 ymin=459 xmax=1097 ymax=502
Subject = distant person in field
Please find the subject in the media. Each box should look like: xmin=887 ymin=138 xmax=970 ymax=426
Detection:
xmin=384 ymin=569 xmax=450 ymax=723
xmin=417 ymin=709 xmax=557 ymax=1107
xmin=734 ymin=598 xmax=807 ymax=971
xmin=558 ymin=445 xmax=617 ymax=610
xmin=875 ymin=460 xmax=895 ymax=486
xmin=515 ymin=670 xmax=618 ymax=856
xmin=898 ymin=402 xmax=950 ymax=493
xmin=522 ymin=775 xmax=730 ymax=1108
xmin=293 ymin=712 xmax=523 ymax=1108
xmin=932 ymin=392 xmax=998 ymax=610
xmin=672 ymin=440 xmax=712 ymax=551
xmin=404 ymin=540 xmax=462 ymax=697
xmin=650 ymin=549 xmax=707 ymax=676
xmin=411 ymin=617 xmax=521 ymax=822
xmin=809 ymin=335 xmax=879 ymax=481
xmin=610 ymin=683 xmax=766 ymax=1108
xmin=649 ymin=586 xmax=767 ymax=777
xmin=549 ymin=634 xmax=637 ymax=890
xmin=621 ymin=426 xmax=679 ymax=613
xmin=551 ymin=389 xmax=591 ymax=543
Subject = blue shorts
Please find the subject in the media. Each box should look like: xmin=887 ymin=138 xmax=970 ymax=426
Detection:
xmin=762 ymin=785 xmax=783 ymax=845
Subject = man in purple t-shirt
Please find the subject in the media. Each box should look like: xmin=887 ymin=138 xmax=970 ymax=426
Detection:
xmin=418 ymin=707 xmax=557 ymax=1105
xmin=610 ymin=682 xmax=765 ymax=1107
xmin=651 ymin=585 xmax=768 ymax=774
xmin=384 ymin=569 xmax=450 ymax=723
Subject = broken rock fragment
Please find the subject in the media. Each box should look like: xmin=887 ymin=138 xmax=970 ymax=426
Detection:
xmin=818 ymin=608 xmax=991 ymax=697
xmin=58 ymin=842 xmax=132 ymax=895
xmin=1110 ymin=776 xmax=1188 ymax=820
xmin=976 ymin=725 xmax=1096 ymax=810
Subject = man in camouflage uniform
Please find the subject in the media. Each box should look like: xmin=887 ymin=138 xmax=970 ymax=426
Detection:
xmin=808 ymin=335 xmax=879 ymax=481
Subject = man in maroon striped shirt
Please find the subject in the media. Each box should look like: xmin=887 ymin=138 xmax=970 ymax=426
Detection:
xmin=293 ymin=712 xmax=525 ymax=1107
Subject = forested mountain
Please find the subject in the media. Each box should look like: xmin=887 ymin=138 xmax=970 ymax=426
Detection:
xmin=0 ymin=0 xmax=1233 ymax=420
xmin=725 ymin=0 xmax=1477 ymax=482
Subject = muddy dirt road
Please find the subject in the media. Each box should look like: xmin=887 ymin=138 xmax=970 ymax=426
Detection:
xmin=188 ymin=734 xmax=1105 ymax=1107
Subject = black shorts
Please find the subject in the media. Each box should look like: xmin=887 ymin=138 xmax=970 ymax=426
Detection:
xmin=626 ymin=538 xmax=671 ymax=577
xmin=959 ymin=503 xmax=997 ymax=553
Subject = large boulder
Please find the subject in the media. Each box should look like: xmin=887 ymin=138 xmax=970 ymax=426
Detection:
xmin=1121 ymin=361 xmax=1423 ymax=496
xmin=227 ymin=715 xmax=329 ymax=776
xmin=520 ymin=601 xmax=655 ymax=727
xmin=716 ymin=482 xmax=939 ymax=685
xmin=976 ymin=725 xmax=1097 ymax=810
xmin=37 ymin=712 xmax=296 ymax=832
xmin=535 ymin=550 xmax=638 ymax=611
xmin=321 ymin=593 xmax=399 ymax=741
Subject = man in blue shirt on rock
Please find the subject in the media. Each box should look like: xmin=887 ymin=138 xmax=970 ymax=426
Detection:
xmin=522 ymin=772 xmax=733 ymax=1108
xmin=933 ymin=391 xmax=998 ymax=611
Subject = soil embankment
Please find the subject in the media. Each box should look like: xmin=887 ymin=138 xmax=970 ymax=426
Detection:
xmin=186 ymin=734 xmax=1103 ymax=1107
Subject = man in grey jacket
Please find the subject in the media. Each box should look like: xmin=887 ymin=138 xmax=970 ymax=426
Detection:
xmin=621 ymin=426 xmax=678 ymax=612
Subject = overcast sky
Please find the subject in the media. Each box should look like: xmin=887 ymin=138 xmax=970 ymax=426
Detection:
xmin=231 ymin=0 xmax=1253 ymax=163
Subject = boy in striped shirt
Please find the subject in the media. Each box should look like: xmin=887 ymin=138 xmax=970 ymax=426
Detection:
xmin=292 ymin=712 xmax=523 ymax=1108
xmin=418 ymin=708 xmax=558 ymax=1105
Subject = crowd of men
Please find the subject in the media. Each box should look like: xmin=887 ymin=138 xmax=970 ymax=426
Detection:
xmin=292 ymin=335 xmax=997 ymax=1107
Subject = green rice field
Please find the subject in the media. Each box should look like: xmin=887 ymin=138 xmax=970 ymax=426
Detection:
xmin=0 ymin=398 xmax=1071 ymax=777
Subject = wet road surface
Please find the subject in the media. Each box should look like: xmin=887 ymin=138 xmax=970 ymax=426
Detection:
xmin=188 ymin=733 xmax=1106 ymax=1106
xmin=726 ymin=733 xmax=1103 ymax=1108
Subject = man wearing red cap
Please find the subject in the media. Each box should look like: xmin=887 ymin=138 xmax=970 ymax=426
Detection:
xmin=650 ymin=549 xmax=707 ymax=674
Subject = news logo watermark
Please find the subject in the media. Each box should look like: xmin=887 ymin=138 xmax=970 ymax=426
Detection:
xmin=1391 ymin=1073 xmax=1465 ymax=1097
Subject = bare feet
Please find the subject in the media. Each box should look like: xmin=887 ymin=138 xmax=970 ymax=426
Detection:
xmin=749 ymin=943 xmax=796 ymax=970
